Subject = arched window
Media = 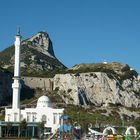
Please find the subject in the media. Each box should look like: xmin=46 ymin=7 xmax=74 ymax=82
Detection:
xmin=42 ymin=115 xmax=47 ymax=123
xmin=53 ymin=113 xmax=57 ymax=124
xmin=14 ymin=113 xmax=18 ymax=122
xmin=32 ymin=112 xmax=37 ymax=122
xmin=27 ymin=112 xmax=31 ymax=122
xmin=7 ymin=114 xmax=10 ymax=122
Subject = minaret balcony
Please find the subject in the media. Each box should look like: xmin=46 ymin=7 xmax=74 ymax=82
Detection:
xmin=13 ymin=76 xmax=21 ymax=80
xmin=12 ymin=82 xmax=21 ymax=89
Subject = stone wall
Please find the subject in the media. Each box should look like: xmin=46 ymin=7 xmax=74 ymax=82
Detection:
xmin=21 ymin=77 xmax=53 ymax=91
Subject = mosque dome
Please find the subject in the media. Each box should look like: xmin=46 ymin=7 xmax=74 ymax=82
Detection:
xmin=36 ymin=95 xmax=51 ymax=108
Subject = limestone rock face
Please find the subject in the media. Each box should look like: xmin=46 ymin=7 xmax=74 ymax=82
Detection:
xmin=53 ymin=72 xmax=140 ymax=108
xmin=0 ymin=31 xmax=66 ymax=76
xmin=23 ymin=32 xmax=55 ymax=58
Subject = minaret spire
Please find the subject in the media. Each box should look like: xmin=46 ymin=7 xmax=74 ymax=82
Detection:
xmin=17 ymin=26 xmax=20 ymax=36
xmin=12 ymin=29 xmax=22 ymax=111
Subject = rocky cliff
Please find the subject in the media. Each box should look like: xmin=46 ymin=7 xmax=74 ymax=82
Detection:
xmin=53 ymin=62 xmax=140 ymax=108
xmin=0 ymin=31 xmax=66 ymax=76
xmin=1 ymin=31 xmax=140 ymax=122
xmin=0 ymin=68 xmax=13 ymax=105
xmin=1 ymin=62 xmax=139 ymax=109
xmin=0 ymin=62 xmax=140 ymax=121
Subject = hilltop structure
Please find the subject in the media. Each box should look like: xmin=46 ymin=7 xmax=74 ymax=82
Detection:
xmin=5 ymin=31 xmax=64 ymax=134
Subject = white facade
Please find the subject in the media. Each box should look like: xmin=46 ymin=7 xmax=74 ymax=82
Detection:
xmin=5 ymin=96 xmax=64 ymax=133
xmin=5 ymin=32 xmax=64 ymax=134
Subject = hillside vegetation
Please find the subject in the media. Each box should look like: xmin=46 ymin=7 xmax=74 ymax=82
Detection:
xmin=0 ymin=32 xmax=66 ymax=76
xmin=66 ymin=62 xmax=138 ymax=81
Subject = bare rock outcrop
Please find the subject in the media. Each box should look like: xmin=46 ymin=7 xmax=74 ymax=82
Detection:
xmin=0 ymin=31 xmax=66 ymax=76
xmin=53 ymin=72 xmax=140 ymax=108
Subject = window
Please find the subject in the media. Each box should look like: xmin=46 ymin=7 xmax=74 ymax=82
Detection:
xmin=44 ymin=127 xmax=52 ymax=133
xmin=53 ymin=113 xmax=57 ymax=124
xmin=14 ymin=113 xmax=18 ymax=122
xmin=32 ymin=112 xmax=37 ymax=122
xmin=26 ymin=112 xmax=31 ymax=122
xmin=20 ymin=114 xmax=23 ymax=121
xmin=7 ymin=114 xmax=10 ymax=122
xmin=42 ymin=115 xmax=47 ymax=123
xmin=59 ymin=113 xmax=63 ymax=124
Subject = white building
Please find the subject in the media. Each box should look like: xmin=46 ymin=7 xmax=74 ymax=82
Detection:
xmin=5 ymin=31 xmax=64 ymax=134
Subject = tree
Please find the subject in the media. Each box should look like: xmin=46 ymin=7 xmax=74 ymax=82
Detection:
xmin=6 ymin=122 xmax=12 ymax=137
xmin=38 ymin=121 xmax=45 ymax=138
xmin=19 ymin=119 xmax=27 ymax=137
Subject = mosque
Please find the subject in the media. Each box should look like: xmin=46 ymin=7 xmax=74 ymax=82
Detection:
xmin=4 ymin=31 xmax=64 ymax=134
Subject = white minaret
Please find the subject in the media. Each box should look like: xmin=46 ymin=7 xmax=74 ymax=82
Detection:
xmin=12 ymin=29 xmax=21 ymax=119
xmin=5 ymin=30 xmax=22 ymax=122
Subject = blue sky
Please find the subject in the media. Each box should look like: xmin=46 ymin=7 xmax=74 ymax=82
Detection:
xmin=0 ymin=0 xmax=140 ymax=73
